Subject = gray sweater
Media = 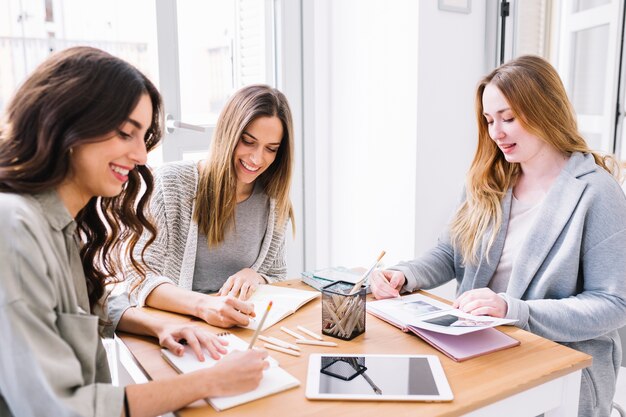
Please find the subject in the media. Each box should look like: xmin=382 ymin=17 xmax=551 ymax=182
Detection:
xmin=133 ymin=160 xmax=288 ymax=305
xmin=393 ymin=152 xmax=626 ymax=417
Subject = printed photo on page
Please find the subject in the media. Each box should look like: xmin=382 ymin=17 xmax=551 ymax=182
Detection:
xmin=409 ymin=309 xmax=517 ymax=336
xmin=366 ymin=293 xmax=453 ymax=326
xmin=367 ymin=293 xmax=516 ymax=336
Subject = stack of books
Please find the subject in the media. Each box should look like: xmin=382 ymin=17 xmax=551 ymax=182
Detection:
xmin=301 ymin=267 xmax=369 ymax=292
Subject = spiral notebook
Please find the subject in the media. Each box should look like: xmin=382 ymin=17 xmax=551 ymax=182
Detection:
xmin=161 ymin=333 xmax=300 ymax=411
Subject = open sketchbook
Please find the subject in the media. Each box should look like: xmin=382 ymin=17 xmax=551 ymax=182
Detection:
xmin=242 ymin=285 xmax=320 ymax=331
xmin=367 ymin=293 xmax=520 ymax=362
xmin=161 ymin=333 xmax=300 ymax=411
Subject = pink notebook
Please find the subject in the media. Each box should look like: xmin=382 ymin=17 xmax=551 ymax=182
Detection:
xmin=408 ymin=326 xmax=520 ymax=362
xmin=368 ymin=310 xmax=520 ymax=362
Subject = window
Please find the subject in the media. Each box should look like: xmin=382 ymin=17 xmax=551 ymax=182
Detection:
xmin=504 ymin=0 xmax=625 ymax=155
xmin=0 ymin=0 xmax=276 ymax=166
xmin=0 ymin=0 xmax=158 ymax=113
xmin=0 ymin=0 xmax=303 ymax=276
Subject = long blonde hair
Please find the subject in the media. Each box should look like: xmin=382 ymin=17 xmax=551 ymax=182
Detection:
xmin=450 ymin=55 xmax=618 ymax=265
xmin=194 ymin=84 xmax=295 ymax=246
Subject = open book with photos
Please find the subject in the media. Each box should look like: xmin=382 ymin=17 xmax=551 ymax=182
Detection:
xmin=367 ymin=293 xmax=520 ymax=362
xmin=161 ymin=333 xmax=300 ymax=411
xmin=242 ymin=284 xmax=320 ymax=331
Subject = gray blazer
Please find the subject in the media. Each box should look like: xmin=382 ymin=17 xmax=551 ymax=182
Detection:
xmin=393 ymin=152 xmax=626 ymax=417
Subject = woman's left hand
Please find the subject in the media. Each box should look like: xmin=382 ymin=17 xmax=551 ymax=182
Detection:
xmin=453 ymin=288 xmax=508 ymax=318
xmin=156 ymin=323 xmax=229 ymax=361
xmin=218 ymin=268 xmax=265 ymax=300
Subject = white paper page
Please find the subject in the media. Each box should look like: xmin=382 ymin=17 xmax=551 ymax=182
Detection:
xmin=243 ymin=285 xmax=320 ymax=331
xmin=408 ymin=310 xmax=517 ymax=335
xmin=367 ymin=293 xmax=453 ymax=326
xmin=161 ymin=333 xmax=278 ymax=370
xmin=367 ymin=293 xmax=515 ymax=335
xmin=161 ymin=334 xmax=299 ymax=411
xmin=209 ymin=366 xmax=299 ymax=410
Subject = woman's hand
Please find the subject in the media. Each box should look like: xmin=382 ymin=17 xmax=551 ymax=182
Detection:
xmin=218 ymin=268 xmax=265 ymax=300
xmin=453 ymin=288 xmax=508 ymax=318
xmin=156 ymin=323 xmax=229 ymax=361
xmin=195 ymin=294 xmax=256 ymax=328
xmin=208 ymin=349 xmax=270 ymax=397
xmin=370 ymin=270 xmax=406 ymax=299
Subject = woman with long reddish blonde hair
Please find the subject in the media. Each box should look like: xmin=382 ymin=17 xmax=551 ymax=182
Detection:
xmin=370 ymin=55 xmax=626 ymax=417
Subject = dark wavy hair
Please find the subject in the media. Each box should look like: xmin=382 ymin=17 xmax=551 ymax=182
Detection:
xmin=0 ymin=46 xmax=162 ymax=310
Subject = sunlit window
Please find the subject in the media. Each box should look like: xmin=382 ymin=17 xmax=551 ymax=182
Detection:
xmin=0 ymin=0 xmax=159 ymax=113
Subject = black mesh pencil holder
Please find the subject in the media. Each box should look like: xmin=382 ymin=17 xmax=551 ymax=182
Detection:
xmin=320 ymin=356 xmax=367 ymax=381
xmin=321 ymin=281 xmax=366 ymax=341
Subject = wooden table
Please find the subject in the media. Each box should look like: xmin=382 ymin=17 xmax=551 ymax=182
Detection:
xmin=116 ymin=280 xmax=591 ymax=417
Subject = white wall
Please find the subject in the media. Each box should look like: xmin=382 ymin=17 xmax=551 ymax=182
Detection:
xmin=305 ymin=0 xmax=419 ymax=271
xmin=278 ymin=0 xmax=305 ymax=278
xmin=304 ymin=2 xmax=490 ymax=300
xmin=413 ymin=2 xmax=489 ymax=298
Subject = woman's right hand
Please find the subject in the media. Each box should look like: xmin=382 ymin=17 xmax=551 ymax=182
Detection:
xmin=208 ymin=349 xmax=269 ymax=397
xmin=195 ymin=294 xmax=256 ymax=328
xmin=370 ymin=270 xmax=406 ymax=299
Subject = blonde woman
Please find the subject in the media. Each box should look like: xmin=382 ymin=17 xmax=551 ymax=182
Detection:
xmin=370 ymin=55 xmax=626 ymax=416
xmin=132 ymin=84 xmax=295 ymax=328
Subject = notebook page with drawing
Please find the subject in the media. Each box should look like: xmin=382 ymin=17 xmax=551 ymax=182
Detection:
xmin=242 ymin=285 xmax=320 ymax=331
xmin=161 ymin=333 xmax=299 ymax=411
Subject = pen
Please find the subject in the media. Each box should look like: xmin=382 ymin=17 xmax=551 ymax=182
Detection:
xmin=296 ymin=325 xmax=323 ymax=341
xmin=349 ymin=250 xmax=386 ymax=295
xmin=258 ymin=335 xmax=301 ymax=351
xmin=264 ymin=343 xmax=301 ymax=357
xmin=280 ymin=326 xmax=306 ymax=340
xmin=248 ymin=301 xmax=272 ymax=349
xmin=295 ymin=339 xmax=338 ymax=347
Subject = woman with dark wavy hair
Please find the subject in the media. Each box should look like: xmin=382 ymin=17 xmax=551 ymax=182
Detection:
xmin=0 ymin=46 xmax=268 ymax=417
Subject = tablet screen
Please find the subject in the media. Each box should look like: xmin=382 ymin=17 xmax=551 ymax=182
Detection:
xmin=306 ymin=354 xmax=453 ymax=401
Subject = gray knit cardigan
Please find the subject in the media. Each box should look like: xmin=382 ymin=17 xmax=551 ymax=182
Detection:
xmin=133 ymin=160 xmax=287 ymax=306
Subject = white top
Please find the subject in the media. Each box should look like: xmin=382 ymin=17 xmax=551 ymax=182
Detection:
xmin=488 ymin=195 xmax=543 ymax=293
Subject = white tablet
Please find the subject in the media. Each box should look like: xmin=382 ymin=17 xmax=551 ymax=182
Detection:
xmin=306 ymin=354 xmax=453 ymax=402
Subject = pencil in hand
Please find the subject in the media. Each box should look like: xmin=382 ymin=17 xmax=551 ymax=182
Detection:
xmin=248 ymin=301 xmax=273 ymax=349
xmin=349 ymin=250 xmax=386 ymax=295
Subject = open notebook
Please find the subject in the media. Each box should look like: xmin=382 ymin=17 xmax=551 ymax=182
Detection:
xmin=367 ymin=293 xmax=520 ymax=362
xmin=161 ymin=333 xmax=300 ymax=411
xmin=242 ymin=285 xmax=320 ymax=331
